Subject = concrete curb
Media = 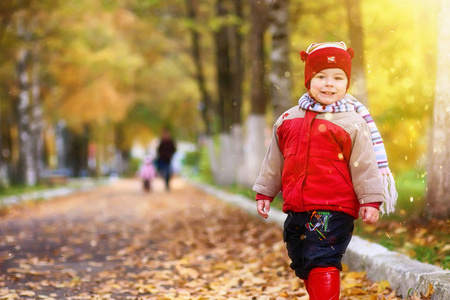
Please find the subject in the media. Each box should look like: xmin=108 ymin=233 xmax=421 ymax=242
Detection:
xmin=343 ymin=236 xmax=450 ymax=300
xmin=191 ymin=181 xmax=450 ymax=300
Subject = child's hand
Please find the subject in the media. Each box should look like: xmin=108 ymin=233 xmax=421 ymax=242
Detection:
xmin=360 ymin=206 xmax=379 ymax=224
xmin=257 ymin=200 xmax=271 ymax=219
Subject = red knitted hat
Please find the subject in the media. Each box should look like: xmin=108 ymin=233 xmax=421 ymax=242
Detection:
xmin=300 ymin=42 xmax=354 ymax=90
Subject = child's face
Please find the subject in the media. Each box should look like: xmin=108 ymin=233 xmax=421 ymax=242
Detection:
xmin=309 ymin=68 xmax=348 ymax=105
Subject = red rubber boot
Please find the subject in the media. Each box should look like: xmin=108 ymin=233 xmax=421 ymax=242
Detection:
xmin=307 ymin=267 xmax=340 ymax=300
xmin=303 ymin=279 xmax=309 ymax=295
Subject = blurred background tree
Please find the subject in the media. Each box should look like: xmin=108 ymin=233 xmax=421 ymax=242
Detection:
xmin=0 ymin=0 xmax=446 ymax=218
xmin=425 ymin=0 xmax=450 ymax=219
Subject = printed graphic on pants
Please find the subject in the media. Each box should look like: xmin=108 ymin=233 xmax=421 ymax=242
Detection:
xmin=305 ymin=211 xmax=332 ymax=239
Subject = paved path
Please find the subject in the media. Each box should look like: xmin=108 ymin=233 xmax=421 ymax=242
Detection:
xmin=0 ymin=178 xmax=399 ymax=299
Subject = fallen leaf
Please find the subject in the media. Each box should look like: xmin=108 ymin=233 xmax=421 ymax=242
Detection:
xmin=439 ymin=244 xmax=450 ymax=253
xmin=19 ymin=291 xmax=35 ymax=297
xmin=0 ymin=251 xmax=14 ymax=262
xmin=378 ymin=280 xmax=391 ymax=293
xmin=0 ymin=293 xmax=19 ymax=300
xmin=425 ymin=283 xmax=435 ymax=298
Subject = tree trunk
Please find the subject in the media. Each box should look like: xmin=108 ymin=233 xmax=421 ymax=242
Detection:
xmin=185 ymin=0 xmax=214 ymax=136
xmin=345 ymin=0 xmax=368 ymax=106
xmin=55 ymin=120 xmax=67 ymax=171
xmin=31 ymin=43 xmax=44 ymax=182
xmin=213 ymin=0 xmax=236 ymax=185
xmin=15 ymin=45 xmax=37 ymax=185
xmin=205 ymin=135 xmax=218 ymax=180
xmin=242 ymin=0 xmax=268 ymax=187
xmin=0 ymin=107 xmax=14 ymax=186
xmin=425 ymin=0 xmax=450 ymax=219
xmin=0 ymin=77 xmax=6 ymax=186
xmin=69 ymin=126 xmax=89 ymax=177
xmin=0 ymin=104 xmax=7 ymax=187
xmin=185 ymin=0 xmax=218 ymax=183
xmin=231 ymin=0 xmax=244 ymax=127
xmin=1 ymin=1 xmax=32 ymax=185
xmin=231 ymin=0 xmax=245 ymax=186
xmin=215 ymin=0 xmax=233 ymax=134
xmin=265 ymin=0 xmax=291 ymax=122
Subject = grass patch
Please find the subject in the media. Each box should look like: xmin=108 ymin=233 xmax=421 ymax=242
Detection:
xmin=354 ymin=217 xmax=449 ymax=270
xmin=0 ymin=177 xmax=111 ymax=208
xmin=0 ymin=184 xmax=48 ymax=198
xmin=391 ymin=169 xmax=426 ymax=217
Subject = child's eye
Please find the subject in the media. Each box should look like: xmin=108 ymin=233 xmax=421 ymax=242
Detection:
xmin=335 ymin=76 xmax=344 ymax=80
xmin=317 ymin=75 xmax=325 ymax=79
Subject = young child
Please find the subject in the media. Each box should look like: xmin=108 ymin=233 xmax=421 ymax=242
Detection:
xmin=138 ymin=156 xmax=157 ymax=193
xmin=252 ymin=42 xmax=397 ymax=300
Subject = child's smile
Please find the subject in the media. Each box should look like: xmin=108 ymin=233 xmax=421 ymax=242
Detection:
xmin=320 ymin=91 xmax=337 ymax=96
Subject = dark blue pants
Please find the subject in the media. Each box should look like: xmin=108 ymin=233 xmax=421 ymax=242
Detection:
xmin=158 ymin=161 xmax=172 ymax=190
xmin=283 ymin=210 xmax=354 ymax=279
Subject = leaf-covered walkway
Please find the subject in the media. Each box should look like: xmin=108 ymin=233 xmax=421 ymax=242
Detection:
xmin=0 ymin=178 xmax=408 ymax=299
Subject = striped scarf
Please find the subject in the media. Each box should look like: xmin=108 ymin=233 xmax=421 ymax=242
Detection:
xmin=298 ymin=93 xmax=398 ymax=215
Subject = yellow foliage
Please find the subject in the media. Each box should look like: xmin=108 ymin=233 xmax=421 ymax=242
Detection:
xmin=364 ymin=0 xmax=438 ymax=171
xmin=60 ymin=78 xmax=133 ymax=126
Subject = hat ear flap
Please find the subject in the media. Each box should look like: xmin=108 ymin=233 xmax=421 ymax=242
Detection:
xmin=300 ymin=51 xmax=308 ymax=62
xmin=347 ymin=47 xmax=355 ymax=59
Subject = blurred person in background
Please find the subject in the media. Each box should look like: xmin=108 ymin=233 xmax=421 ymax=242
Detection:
xmin=138 ymin=155 xmax=157 ymax=193
xmin=157 ymin=128 xmax=176 ymax=191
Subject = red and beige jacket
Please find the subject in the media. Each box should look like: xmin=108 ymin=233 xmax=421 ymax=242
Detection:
xmin=252 ymin=106 xmax=384 ymax=219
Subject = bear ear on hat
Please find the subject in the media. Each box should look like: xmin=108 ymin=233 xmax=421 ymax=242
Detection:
xmin=300 ymin=51 xmax=308 ymax=62
xmin=347 ymin=47 xmax=355 ymax=59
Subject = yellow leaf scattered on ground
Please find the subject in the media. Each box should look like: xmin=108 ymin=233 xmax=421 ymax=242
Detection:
xmin=425 ymin=283 xmax=435 ymax=298
xmin=19 ymin=291 xmax=35 ymax=297
xmin=440 ymin=244 xmax=450 ymax=253
xmin=0 ymin=293 xmax=19 ymax=300
xmin=378 ymin=280 xmax=391 ymax=293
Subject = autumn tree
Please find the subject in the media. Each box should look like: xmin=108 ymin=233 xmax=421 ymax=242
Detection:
xmin=213 ymin=0 xmax=234 ymax=185
xmin=183 ymin=0 xmax=220 ymax=182
xmin=184 ymin=0 xmax=246 ymax=185
xmin=14 ymin=7 xmax=39 ymax=185
xmin=242 ymin=0 xmax=268 ymax=186
xmin=230 ymin=0 xmax=245 ymax=186
xmin=425 ymin=0 xmax=450 ymax=219
xmin=46 ymin=1 xmax=146 ymax=176
xmin=231 ymin=0 xmax=244 ymax=128
xmin=185 ymin=0 xmax=214 ymax=137
xmin=265 ymin=0 xmax=291 ymax=122
xmin=117 ymin=1 xmax=199 ymax=145
xmin=215 ymin=0 xmax=233 ymax=136
xmin=2 ymin=0 xmax=134 ymax=182
xmin=0 ymin=0 xmax=33 ymax=186
xmin=345 ymin=0 xmax=368 ymax=106
xmin=241 ymin=0 xmax=290 ymax=187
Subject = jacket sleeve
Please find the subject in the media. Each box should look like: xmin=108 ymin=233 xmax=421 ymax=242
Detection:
xmin=252 ymin=123 xmax=284 ymax=198
xmin=349 ymin=121 xmax=384 ymax=205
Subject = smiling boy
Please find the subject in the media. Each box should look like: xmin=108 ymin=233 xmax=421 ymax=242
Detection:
xmin=252 ymin=42 xmax=397 ymax=299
